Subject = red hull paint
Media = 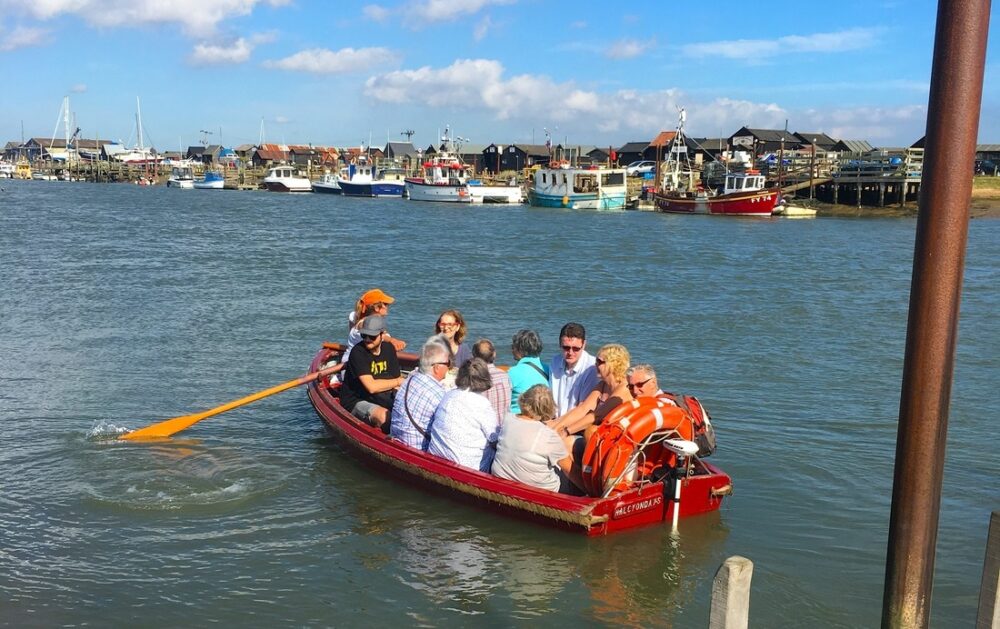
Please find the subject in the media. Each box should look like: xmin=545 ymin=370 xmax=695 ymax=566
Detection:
xmin=654 ymin=190 xmax=779 ymax=216
xmin=307 ymin=347 xmax=731 ymax=535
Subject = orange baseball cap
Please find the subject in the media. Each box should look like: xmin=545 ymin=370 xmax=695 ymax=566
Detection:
xmin=360 ymin=288 xmax=395 ymax=307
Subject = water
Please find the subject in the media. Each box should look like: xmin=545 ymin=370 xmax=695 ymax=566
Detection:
xmin=1 ymin=179 xmax=996 ymax=627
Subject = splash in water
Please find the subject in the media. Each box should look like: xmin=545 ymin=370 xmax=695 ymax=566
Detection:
xmin=86 ymin=421 xmax=131 ymax=440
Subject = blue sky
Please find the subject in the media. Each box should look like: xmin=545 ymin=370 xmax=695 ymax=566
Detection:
xmin=1 ymin=0 xmax=996 ymax=151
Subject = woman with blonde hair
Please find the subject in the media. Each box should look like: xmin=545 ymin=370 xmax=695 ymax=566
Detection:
xmin=549 ymin=343 xmax=632 ymax=438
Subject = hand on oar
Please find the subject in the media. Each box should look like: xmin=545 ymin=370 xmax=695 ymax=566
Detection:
xmin=120 ymin=364 xmax=341 ymax=441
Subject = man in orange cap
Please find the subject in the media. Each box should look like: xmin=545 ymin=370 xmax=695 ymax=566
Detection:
xmin=346 ymin=288 xmax=406 ymax=353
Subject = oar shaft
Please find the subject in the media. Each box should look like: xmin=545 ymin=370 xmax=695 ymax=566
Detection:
xmin=121 ymin=365 xmax=337 ymax=440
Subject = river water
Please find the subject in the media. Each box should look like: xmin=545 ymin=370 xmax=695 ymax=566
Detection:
xmin=1 ymin=179 xmax=996 ymax=627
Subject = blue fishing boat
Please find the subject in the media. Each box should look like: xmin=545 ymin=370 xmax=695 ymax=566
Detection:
xmin=193 ymin=171 xmax=225 ymax=190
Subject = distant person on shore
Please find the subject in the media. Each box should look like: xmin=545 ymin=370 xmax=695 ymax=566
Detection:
xmin=507 ymin=329 xmax=549 ymax=414
xmin=339 ymin=315 xmax=405 ymax=433
xmin=550 ymin=343 xmax=632 ymax=439
xmin=548 ymin=322 xmax=599 ymax=416
xmin=492 ymin=385 xmax=584 ymax=494
xmin=434 ymin=309 xmax=472 ymax=369
xmin=472 ymin=339 xmax=512 ymax=426
xmin=425 ymin=358 xmax=499 ymax=471
xmin=390 ymin=339 xmax=451 ymax=449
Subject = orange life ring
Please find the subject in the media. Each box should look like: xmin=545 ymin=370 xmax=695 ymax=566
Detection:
xmin=581 ymin=401 xmax=694 ymax=497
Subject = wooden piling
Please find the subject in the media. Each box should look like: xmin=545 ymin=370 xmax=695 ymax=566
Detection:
xmin=709 ymin=556 xmax=753 ymax=629
xmin=978 ymin=511 xmax=1000 ymax=629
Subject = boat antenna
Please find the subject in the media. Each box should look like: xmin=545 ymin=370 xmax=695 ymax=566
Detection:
xmin=400 ymin=129 xmax=414 ymax=142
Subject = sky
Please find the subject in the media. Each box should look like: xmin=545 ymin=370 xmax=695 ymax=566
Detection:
xmin=1 ymin=0 xmax=997 ymax=151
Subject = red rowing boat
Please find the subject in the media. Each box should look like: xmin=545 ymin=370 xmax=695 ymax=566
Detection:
xmin=307 ymin=344 xmax=732 ymax=536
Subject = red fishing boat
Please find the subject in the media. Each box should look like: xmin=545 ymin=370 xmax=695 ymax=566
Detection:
xmin=307 ymin=344 xmax=732 ymax=536
xmin=653 ymin=108 xmax=779 ymax=217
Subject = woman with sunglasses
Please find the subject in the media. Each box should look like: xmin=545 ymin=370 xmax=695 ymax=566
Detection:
xmin=549 ymin=343 xmax=632 ymax=439
xmin=434 ymin=309 xmax=471 ymax=369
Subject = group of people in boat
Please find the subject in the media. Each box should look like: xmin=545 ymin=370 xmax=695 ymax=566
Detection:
xmin=330 ymin=288 xmax=680 ymax=495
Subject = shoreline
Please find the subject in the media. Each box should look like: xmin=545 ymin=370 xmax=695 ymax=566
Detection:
xmin=792 ymin=188 xmax=1000 ymax=219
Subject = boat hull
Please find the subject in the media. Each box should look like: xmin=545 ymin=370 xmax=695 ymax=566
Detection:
xmin=307 ymin=346 xmax=731 ymax=535
xmin=166 ymin=178 xmax=194 ymax=189
xmin=528 ymin=190 xmax=626 ymax=211
xmin=263 ymin=180 xmax=312 ymax=193
xmin=339 ymin=180 xmax=406 ymax=198
xmin=654 ymin=190 xmax=779 ymax=216
xmin=468 ymin=184 xmax=523 ymax=204
xmin=193 ymin=177 xmax=225 ymax=190
xmin=405 ymin=179 xmax=472 ymax=203
xmin=312 ymin=181 xmax=342 ymax=194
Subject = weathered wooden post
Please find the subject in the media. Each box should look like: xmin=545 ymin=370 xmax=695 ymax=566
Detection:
xmin=708 ymin=556 xmax=753 ymax=629
xmin=978 ymin=511 xmax=1000 ymax=628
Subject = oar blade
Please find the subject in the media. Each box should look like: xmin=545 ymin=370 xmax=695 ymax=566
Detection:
xmin=120 ymin=412 xmax=205 ymax=441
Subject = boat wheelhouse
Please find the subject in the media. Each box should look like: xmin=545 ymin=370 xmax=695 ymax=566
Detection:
xmin=262 ymin=165 xmax=312 ymax=193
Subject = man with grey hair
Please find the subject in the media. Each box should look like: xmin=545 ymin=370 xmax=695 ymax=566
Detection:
xmin=426 ymin=357 xmax=500 ymax=471
xmin=472 ymin=339 xmax=512 ymax=426
xmin=390 ymin=338 xmax=451 ymax=449
xmin=626 ymin=364 xmax=668 ymax=400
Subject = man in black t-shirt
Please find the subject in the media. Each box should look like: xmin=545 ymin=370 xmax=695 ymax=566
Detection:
xmin=339 ymin=314 xmax=404 ymax=432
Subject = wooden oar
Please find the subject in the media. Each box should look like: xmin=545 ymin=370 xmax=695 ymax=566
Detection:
xmin=120 ymin=364 xmax=340 ymax=441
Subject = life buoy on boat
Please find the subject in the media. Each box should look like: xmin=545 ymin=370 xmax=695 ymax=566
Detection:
xmin=581 ymin=399 xmax=694 ymax=497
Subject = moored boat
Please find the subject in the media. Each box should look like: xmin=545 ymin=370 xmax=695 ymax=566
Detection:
xmin=166 ymin=166 xmax=195 ymax=189
xmin=528 ymin=163 xmax=628 ymax=210
xmin=653 ymin=109 xmax=779 ymax=217
xmin=262 ymin=165 xmax=312 ymax=193
xmin=467 ymin=179 xmax=524 ymax=204
xmin=405 ymin=127 xmax=473 ymax=203
xmin=193 ymin=170 xmax=225 ymax=190
xmin=337 ymin=159 xmax=406 ymax=198
xmin=307 ymin=343 xmax=732 ymax=535
xmin=312 ymin=171 xmax=344 ymax=194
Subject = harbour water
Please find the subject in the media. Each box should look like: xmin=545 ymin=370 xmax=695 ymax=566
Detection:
xmin=1 ymin=179 xmax=996 ymax=627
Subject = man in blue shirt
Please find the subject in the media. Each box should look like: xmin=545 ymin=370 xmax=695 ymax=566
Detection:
xmin=548 ymin=322 xmax=599 ymax=416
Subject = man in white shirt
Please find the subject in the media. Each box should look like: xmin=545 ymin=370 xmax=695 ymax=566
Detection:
xmin=548 ymin=322 xmax=599 ymax=416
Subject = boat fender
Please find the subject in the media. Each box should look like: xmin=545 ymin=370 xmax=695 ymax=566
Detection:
xmin=579 ymin=397 xmax=663 ymax=495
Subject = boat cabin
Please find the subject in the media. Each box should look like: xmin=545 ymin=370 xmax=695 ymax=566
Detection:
xmin=723 ymin=170 xmax=766 ymax=195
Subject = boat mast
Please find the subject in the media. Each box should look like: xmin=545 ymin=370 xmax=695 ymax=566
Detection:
xmin=136 ymin=96 xmax=144 ymax=152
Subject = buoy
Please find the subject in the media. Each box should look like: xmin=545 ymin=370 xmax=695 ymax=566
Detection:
xmin=562 ymin=195 xmax=570 ymax=207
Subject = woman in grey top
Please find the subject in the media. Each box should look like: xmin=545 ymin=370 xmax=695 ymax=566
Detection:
xmin=492 ymin=385 xmax=583 ymax=494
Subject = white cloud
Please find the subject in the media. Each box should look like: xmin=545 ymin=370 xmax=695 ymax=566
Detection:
xmin=1 ymin=0 xmax=292 ymax=37
xmin=274 ymin=115 xmax=289 ymax=124
xmin=0 ymin=25 xmax=49 ymax=51
xmin=683 ymin=27 xmax=880 ymax=60
xmin=605 ymin=38 xmax=654 ymax=60
xmin=363 ymin=58 xmax=791 ymax=135
xmin=798 ymin=104 xmax=927 ymax=143
xmin=402 ymin=0 xmax=515 ymax=25
xmin=70 ymin=83 xmax=88 ymax=93
xmin=263 ymin=47 xmax=397 ymax=74
xmin=190 ymin=38 xmax=254 ymax=65
xmin=363 ymin=4 xmax=390 ymax=22
xmin=473 ymin=16 xmax=492 ymax=42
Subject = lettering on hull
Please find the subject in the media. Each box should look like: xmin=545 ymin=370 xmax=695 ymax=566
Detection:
xmin=612 ymin=495 xmax=663 ymax=519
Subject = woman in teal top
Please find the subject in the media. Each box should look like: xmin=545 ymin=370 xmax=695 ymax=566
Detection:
xmin=507 ymin=329 xmax=549 ymax=413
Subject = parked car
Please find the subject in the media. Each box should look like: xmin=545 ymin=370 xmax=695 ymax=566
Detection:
xmin=626 ymin=160 xmax=656 ymax=176
xmin=975 ymin=159 xmax=998 ymax=175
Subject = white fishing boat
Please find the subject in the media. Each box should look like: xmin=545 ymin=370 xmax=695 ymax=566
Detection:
xmin=405 ymin=127 xmax=472 ymax=203
xmin=528 ymin=162 xmax=628 ymax=210
xmin=467 ymin=179 xmax=524 ymax=204
xmin=0 ymin=162 xmax=14 ymax=179
xmin=262 ymin=165 xmax=312 ymax=193
xmin=312 ymin=169 xmax=346 ymax=194
xmin=193 ymin=171 xmax=225 ymax=190
xmin=166 ymin=166 xmax=195 ymax=188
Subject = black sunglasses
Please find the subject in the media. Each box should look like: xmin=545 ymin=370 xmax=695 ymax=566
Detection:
xmin=628 ymin=378 xmax=651 ymax=390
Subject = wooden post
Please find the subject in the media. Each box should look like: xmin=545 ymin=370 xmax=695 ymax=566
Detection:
xmin=978 ymin=511 xmax=1000 ymax=628
xmin=709 ymin=556 xmax=753 ymax=629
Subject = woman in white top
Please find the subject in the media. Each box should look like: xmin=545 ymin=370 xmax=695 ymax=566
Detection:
xmin=492 ymin=385 xmax=584 ymax=494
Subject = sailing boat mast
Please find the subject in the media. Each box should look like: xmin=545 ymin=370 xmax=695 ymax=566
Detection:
xmin=136 ymin=96 xmax=145 ymax=152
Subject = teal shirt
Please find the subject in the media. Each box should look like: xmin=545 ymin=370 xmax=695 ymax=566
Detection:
xmin=507 ymin=356 xmax=550 ymax=414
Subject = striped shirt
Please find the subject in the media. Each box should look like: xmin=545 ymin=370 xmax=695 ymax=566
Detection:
xmin=390 ymin=371 xmax=445 ymax=449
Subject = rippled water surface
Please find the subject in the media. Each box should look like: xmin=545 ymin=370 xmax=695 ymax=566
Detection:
xmin=1 ymin=180 xmax=996 ymax=627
